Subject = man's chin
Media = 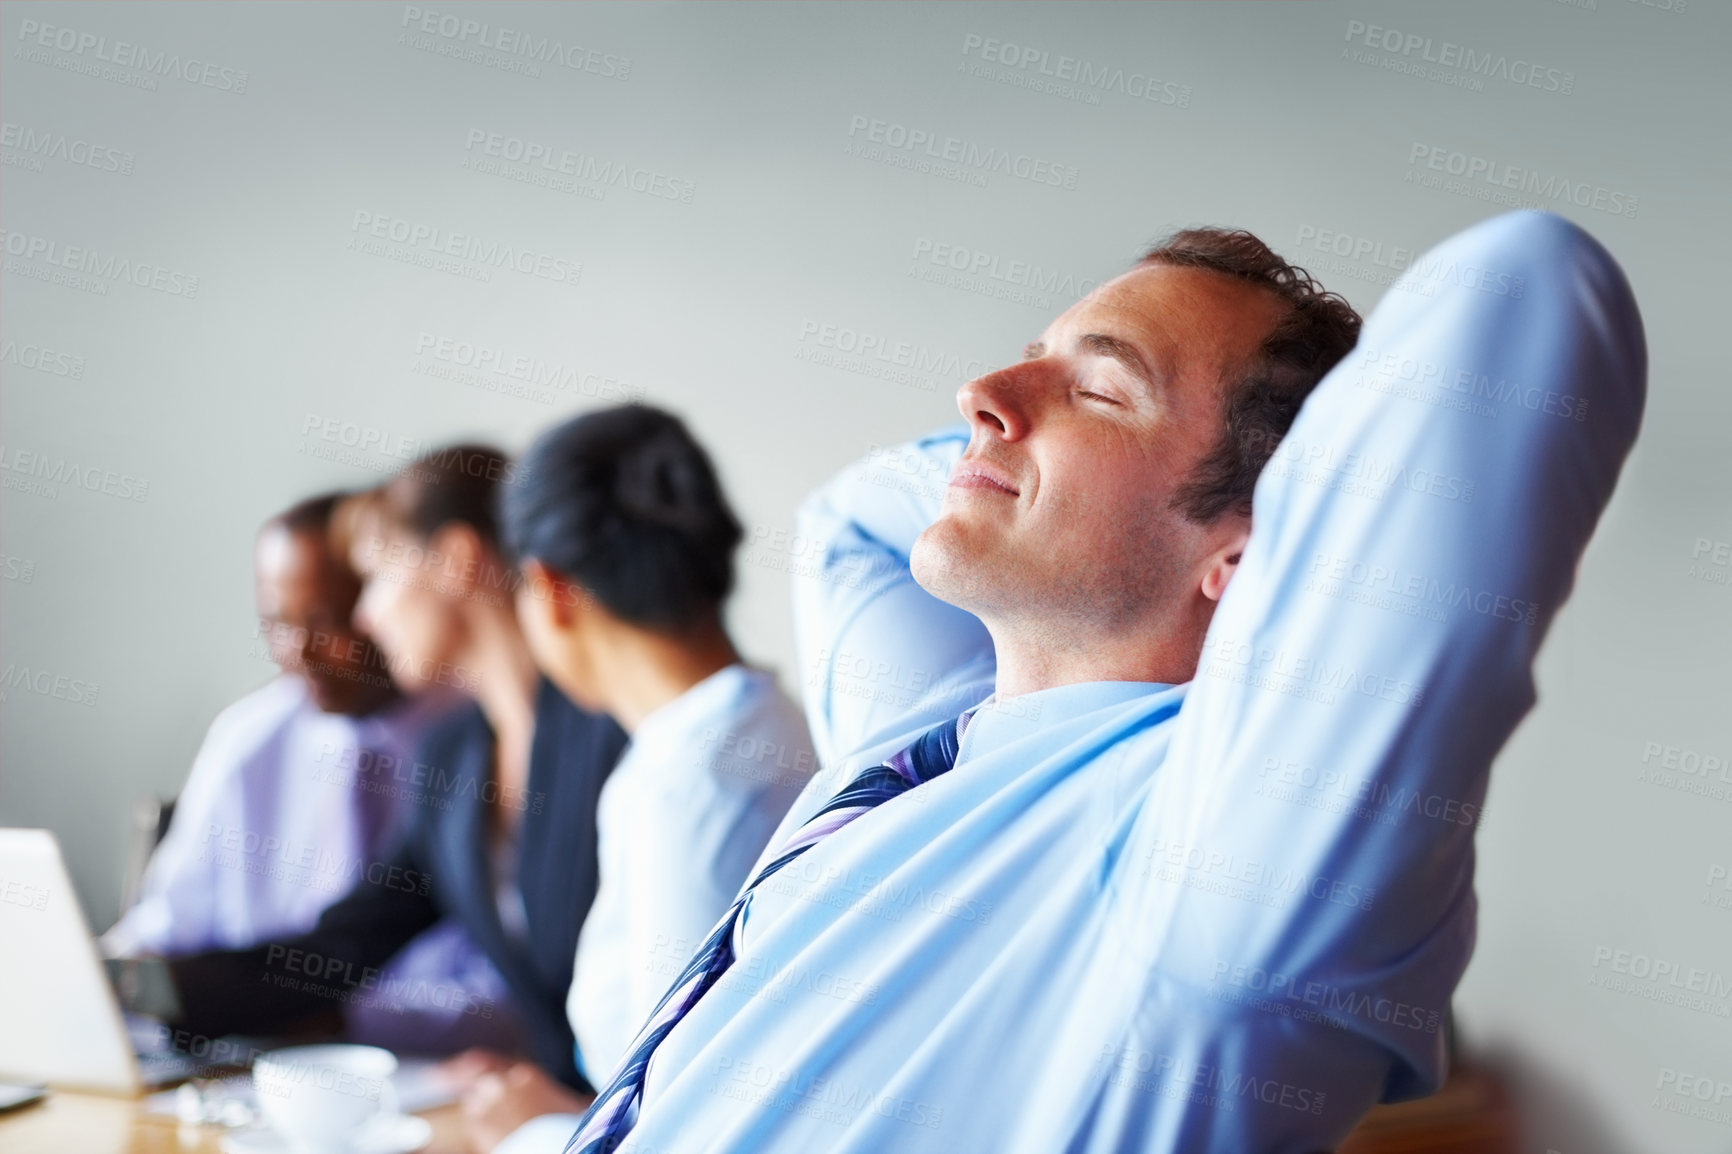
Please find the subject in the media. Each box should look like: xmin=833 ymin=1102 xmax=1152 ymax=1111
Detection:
xmin=306 ymin=677 xmax=368 ymax=716
xmin=911 ymin=518 xmax=997 ymax=613
xmin=908 ymin=523 xmax=948 ymax=597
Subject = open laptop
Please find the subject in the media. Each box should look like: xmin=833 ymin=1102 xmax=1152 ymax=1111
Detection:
xmin=0 ymin=828 xmax=251 ymax=1094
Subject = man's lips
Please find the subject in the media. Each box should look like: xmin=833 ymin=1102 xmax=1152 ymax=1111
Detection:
xmin=949 ymin=462 xmax=1020 ymax=496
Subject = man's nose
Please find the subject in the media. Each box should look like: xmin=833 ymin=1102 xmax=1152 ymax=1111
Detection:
xmin=956 ymin=364 xmax=1035 ymax=441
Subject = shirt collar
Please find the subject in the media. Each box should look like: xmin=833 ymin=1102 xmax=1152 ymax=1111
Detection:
xmin=631 ymin=662 xmax=760 ymax=753
xmin=960 ymin=681 xmax=1175 ymax=761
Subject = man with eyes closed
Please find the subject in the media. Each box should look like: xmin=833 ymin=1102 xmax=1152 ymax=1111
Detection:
xmin=562 ymin=214 xmax=1645 ymax=1154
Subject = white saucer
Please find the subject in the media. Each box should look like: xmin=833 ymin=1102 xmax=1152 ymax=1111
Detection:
xmin=220 ymin=1113 xmax=433 ymax=1154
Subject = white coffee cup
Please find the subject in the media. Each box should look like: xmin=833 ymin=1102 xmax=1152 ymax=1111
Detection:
xmin=253 ymin=1044 xmax=400 ymax=1154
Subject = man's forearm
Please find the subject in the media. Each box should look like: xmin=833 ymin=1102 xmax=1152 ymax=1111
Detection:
xmin=1120 ymin=211 xmax=1644 ymax=1099
xmin=167 ymin=841 xmax=440 ymax=1038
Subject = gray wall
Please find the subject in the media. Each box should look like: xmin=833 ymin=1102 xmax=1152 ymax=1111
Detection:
xmin=2 ymin=2 xmax=1727 ymax=1149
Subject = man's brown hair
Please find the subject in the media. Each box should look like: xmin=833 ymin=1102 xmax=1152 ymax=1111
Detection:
xmin=1140 ymin=228 xmax=1362 ymax=522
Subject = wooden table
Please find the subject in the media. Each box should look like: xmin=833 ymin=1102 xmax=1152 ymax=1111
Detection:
xmin=0 ymin=1091 xmax=467 ymax=1154
xmin=0 ymin=1065 xmax=1516 ymax=1153
xmin=1338 ymin=1064 xmax=1519 ymax=1154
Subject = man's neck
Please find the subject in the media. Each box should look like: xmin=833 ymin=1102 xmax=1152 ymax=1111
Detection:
xmin=988 ymin=617 xmax=1204 ymax=698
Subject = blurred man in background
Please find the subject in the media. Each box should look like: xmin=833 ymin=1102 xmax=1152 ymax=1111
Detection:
xmin=103 ymin=492 xmax=515 ymax=1054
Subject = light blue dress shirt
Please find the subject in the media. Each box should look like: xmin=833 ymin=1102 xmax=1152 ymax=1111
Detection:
xmin=607 ymin=212 xmax=1645 ymax=1152
xmin=104 ymin=676 xmax=453 ymax=953
xmin=102 ymin=677 xmax=520 ymax=1051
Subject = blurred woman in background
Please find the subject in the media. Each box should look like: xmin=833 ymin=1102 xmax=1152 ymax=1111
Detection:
xmin=460 ymin=404 xmax=816 ymax=1154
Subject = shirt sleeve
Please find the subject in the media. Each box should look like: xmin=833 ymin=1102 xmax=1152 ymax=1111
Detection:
xmin=102 ymin=701 xmax=258 ymax=955
xmin=1112 ymin=210 xmax=1645 ymax=1117
xmin=166 ymin=823 xmax=442 ymax=1038
xmin=791 ymin=426 xmax=997 ymax=768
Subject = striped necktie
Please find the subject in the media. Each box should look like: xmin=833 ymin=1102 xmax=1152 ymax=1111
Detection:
xmin=564 ymin=709 xmax=976 ymax=1154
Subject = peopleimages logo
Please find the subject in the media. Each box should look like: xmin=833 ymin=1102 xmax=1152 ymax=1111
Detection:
xmin=0 ymin=229 xmax=200 ymax=297
xmin=845 ymin=115 xmax=1080 ymax=190
xmin=1590 ymin=946 xmax=1732 ymax=1001
xmin=1686 ymin=536 xmax=1729 ymax=589
xmin=909 ymin=238 xmax=1100 ymax=305
xmin=1405 ymin=143 xmax=1639 ymax=219
xmin=0 ymin=121 xmax=134 ymax=174
xmin=0 ymin=444 xmax=150 ymax=502
xmin=414 ymin=332 xmax=646 ymax=403
xmin=398 ymin=6 xmax=630 ymax=79
xmin=1266 ymin=436 xmax=1476 ymax=506
xmin=462 ymin=130 xmax=694 ymax=203
xmin=0 ymin=664 xmax=100 ymax=707
xmin=1306 ymin=552 xmax=1539 ymax=626
xmin=1202 ymin=635 xmax=1427 ymax=708
xmin=795 ymin=318 xmax=994 ymax=385
xmin=15 ymin=18 xmax=248 ymax=92
xmin=0 ymin=339 xmax=85 ymax=379
xmin=347 ymin=211 xmax=582 ymax=286
xmin=958 ymin=33 xmax=1192 ymax=108
xmin=1093 ymin=1045 xmax=1327 ymax=1115
xmin=1343 ymin=20 xmax=1575 ymax=94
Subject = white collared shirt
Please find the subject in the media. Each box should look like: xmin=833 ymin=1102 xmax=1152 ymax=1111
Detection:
xmin=566 ymin=663 xmax=814 ymax=1083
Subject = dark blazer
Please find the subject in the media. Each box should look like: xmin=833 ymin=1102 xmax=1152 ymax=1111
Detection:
xmin=169 ymin=678 xmax=627 ymax=1090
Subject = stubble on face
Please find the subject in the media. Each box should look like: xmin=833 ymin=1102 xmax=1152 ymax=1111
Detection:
xmin=911 ymin=442 xmax=1185 ymax=641
xmin=911 ymin=264 xmax=1282 ymax=664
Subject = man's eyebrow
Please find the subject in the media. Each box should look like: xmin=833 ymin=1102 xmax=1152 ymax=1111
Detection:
xmin=1078 ymin=332 xmax=1156 ymax=389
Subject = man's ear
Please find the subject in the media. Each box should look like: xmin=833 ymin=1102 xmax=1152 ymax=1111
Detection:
xmin=1199 ymin=516 xmax=1251 ymax=603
